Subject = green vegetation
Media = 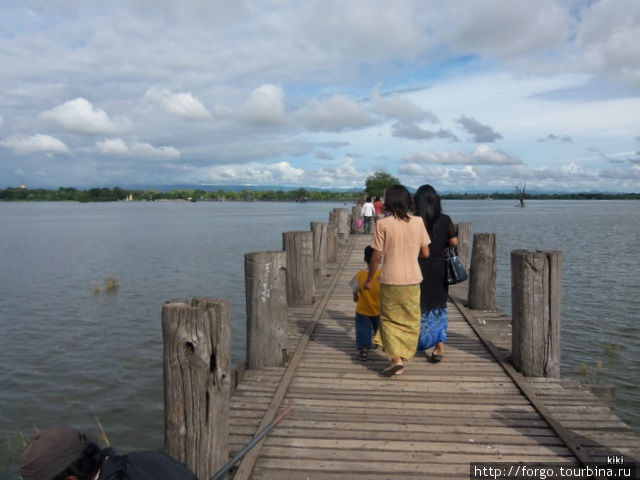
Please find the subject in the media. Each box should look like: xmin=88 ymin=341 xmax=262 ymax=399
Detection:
xmin=0 ymin=186 xmax=360 ymax=202
xmin=0 ymin=430 xmax=28 ymax=469
xmin=364 ymin=171 xmax=400 ymax=197
xmin=0 ymin=185 xmax=638 ymax=202
xmin=104 ymin=277 xmax=119 ymax=292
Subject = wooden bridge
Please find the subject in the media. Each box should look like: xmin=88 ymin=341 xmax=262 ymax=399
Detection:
xmin=224 ymin=233 xmax=640 ymax=480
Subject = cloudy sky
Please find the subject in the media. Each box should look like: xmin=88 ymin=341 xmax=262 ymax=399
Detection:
xmin=1 ymin=0 xmax=639 ymax=192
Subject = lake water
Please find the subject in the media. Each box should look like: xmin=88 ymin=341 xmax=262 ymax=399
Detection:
xmin=1 ymin=200 xmax=638 ymax=477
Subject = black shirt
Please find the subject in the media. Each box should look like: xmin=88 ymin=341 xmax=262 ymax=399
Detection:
xmin=418 ymin=214 xmax=457 ymax=311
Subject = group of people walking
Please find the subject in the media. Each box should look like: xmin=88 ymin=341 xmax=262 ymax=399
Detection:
xmin=351 ymin=184 xmax=458 ymax=376
xmin=358 ymin=195 xmax=384 ymax=234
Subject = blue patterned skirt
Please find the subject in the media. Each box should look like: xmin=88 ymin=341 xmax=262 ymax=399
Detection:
xmin=417 ymin=306 xmax=448 ymax=351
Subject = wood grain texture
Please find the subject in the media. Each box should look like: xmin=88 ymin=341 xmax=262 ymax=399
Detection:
xmin=468 ymin=232 xmax=497 ymax=310
xmin=282 ymin=231 xmax=315 ymax=306
xmin=162 ymin=298 xmax=230 ymax=480
xmin=245 ymin=251 xmax=288 ymax=369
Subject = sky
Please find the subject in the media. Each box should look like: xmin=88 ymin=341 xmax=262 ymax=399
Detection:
xmin=1 ymin=0 xmax=639 ymax=192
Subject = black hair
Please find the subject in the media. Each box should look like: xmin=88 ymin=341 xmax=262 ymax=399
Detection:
xmin=366 ymin=196 xmax=372 ymax=202
xmin=364 ymin=245 xmax=374 ymax=263
xmin=414 ymin=184 xmax=441 ymax=237
xmin=383 ymin=184 xmax=413 ymax=221
xmin=52 ymin=437 xmax=104 ymax=480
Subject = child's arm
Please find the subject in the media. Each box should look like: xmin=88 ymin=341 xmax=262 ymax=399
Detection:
xmin=349 ymin=274 xmax=360 ymax=302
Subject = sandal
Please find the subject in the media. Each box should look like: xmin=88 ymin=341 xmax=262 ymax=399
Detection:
xmin=429 ymin=353 xmax=443 ymax=363
xmin=357 ymin=349 xmax=368 ymax=361
xmin=383 ymin=362 xmax=404 ymax=376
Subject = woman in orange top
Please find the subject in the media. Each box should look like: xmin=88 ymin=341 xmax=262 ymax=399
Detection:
xmin=364 ymin=185 xmax=430 ymax=376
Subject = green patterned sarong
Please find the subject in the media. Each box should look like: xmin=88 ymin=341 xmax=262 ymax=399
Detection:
xmin=374 ymin=284 xmax=421 ymax=361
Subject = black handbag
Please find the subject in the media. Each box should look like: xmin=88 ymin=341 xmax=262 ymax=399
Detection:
xmin=445 ymin=246 xmax=468 ymax=285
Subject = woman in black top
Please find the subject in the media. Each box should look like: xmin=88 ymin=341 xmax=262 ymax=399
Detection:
xmin=414 ymin=184 xmax=458 ymax=362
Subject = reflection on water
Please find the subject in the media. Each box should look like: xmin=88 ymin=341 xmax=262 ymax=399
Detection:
xmin=1 ymin=200 xmax=638 ymax=478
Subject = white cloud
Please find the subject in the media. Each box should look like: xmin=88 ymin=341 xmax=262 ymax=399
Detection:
xmin=302 ymin=1 xmax=429 ymax=60
xmin=404 ymin=145 xmax=521 ymax=166
xmin=443 ymin=0 xmax=572 ymax=59
xmin=371 ymin=85 xmax=436 ymax=123
xmin=1 ymin=134 xmax=70 ymax=154
xmin=296 ymin=95 xmax=376 ymax=132
xmin=204 ymin=160 xmax=303 ymax=184
xmin=39 ymin=98 xmax=131 ymax=135
xmin=237 ymin=84 xmax=286 ymax=126
xmin=1 ymin=1 xmax=639 ymax=191
xmin=574 ymin=0 xmax=640 ymax=85
xmin=456 ymin=116 xmax=503 ymax=143
xmin=392 ymin=122 xmax=458 ymax=141
xmin=95 ymin=138 xmax=180 ymax=158
xmin=200 ymin=156 xmax=367 ymax=188
xmin=144 ymin=87 xmax=212 ymax=120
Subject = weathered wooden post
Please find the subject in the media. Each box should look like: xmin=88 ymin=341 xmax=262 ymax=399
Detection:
xmin=327 ymin=224 xmax=338 ymax=263
xmin=282 ymin=230 xmax=316 ymax=305
xmin=310 ymin=222 xmax=328 ymax=278
xmin=511 ymin=250 xmax=562 ymax=377
xmin=245 ymin=251 xmax=288 ymax=369
xmin=455 ymin=222 xmax=472 ymax=269
xmin=333 ymin=208 xmax=350 ymax=242
xmin=351 ymin=205 xmax=362 ymax=234
xmin=468 ymin=233 xmax=496 ymax=310
xmin=162 ymin=298 xmax=230 ymax=480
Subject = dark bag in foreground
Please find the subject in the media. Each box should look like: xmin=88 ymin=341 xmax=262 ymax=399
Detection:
xmin=445 ymin=246 xmax=468 ymax=284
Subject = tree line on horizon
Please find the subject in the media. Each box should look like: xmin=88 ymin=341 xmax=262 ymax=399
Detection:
xmin=1 ymin=185 xmax=638 ymax=202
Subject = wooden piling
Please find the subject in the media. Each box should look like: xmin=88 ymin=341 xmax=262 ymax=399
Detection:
xmin=310 ymin=222 xmax=328 ymax=278
xmin=468 ymin=233 xmax=497 ymax=310
xmin=331 ymin=208 xmax=350 ymax=242
xmin=245 ymin=251 xmax=288 ymax=369
xmin=455 ymin=221 xmax=472 ymax=269
xmin=282 ymin=230 xmax=316 ymax=305
xmin=327 ymin=224 xmax=337 ymax=263
xmin=350 ymin=205 xmax=362 ymax=234
xmin=162 ymin=298 xmax=230 ymax=480
xmin=511 ymin=249 xmax=562 ymax=377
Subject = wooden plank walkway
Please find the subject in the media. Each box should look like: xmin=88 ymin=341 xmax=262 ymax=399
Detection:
xmin=228 ymin=233 xmax=640 ymax=479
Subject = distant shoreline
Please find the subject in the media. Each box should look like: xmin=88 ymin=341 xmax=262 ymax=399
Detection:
xmin=1 ymin=186 xmax=638 ymax=202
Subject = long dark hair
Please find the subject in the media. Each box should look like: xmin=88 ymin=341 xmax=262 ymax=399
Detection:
xmin=383 ymin=184 xmax=413 ymax=221
xmin=414 ymin=184 xmax=441 ymax=237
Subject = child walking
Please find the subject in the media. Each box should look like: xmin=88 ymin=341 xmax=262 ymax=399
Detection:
xmin=350 ymin=245 xmax=381 ymax=360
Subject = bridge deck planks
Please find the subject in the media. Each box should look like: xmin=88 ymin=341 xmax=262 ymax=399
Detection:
xmin=229 ymin=233 xmax=639 ymax=479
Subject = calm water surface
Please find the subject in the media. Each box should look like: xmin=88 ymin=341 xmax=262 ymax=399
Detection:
xmin=1 ymin=200 xmax=638 ymax=477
